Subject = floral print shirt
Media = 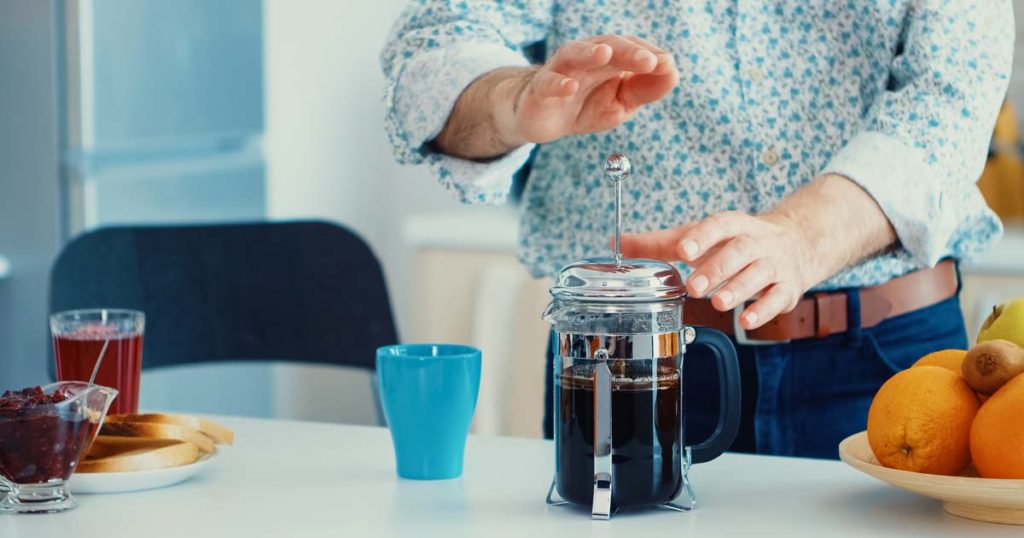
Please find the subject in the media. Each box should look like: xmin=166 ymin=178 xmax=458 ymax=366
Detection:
xmin=381 ymin=0 xmax=1014 ymax=289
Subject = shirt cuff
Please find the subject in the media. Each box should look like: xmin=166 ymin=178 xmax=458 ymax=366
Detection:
xmin=384 ymin=41 xmax=535 ymax=204
xmin=821 ymin=132 xmax=955 ymax=267
xmin=426 ymin=143 xmax=536 ymax=205
xmin=385 ymin=41 xmax=530 ymax=164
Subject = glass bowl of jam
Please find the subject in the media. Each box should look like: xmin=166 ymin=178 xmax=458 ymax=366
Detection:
xmin=0 ymin=381 xmax=117 ymax=514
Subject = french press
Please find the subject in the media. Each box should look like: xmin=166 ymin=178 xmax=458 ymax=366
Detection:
xmin=543 ymin=154 xmax=742 ymax=519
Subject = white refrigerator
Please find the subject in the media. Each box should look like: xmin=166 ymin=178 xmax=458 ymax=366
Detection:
xmin=62 ymin=0 xmax=266 ymax=232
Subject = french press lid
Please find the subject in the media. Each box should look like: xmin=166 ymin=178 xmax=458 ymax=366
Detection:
xmin=550 ymin=257 xmax=684 ymax=303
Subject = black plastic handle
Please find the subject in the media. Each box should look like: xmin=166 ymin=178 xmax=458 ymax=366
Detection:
xmin=688 ymin=327 xmax=742 ymax=464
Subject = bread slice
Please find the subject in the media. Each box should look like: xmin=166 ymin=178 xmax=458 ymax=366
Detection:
xmin=78 ymin=436 xmax=199 ymax=473
xmin=107 ymin=414 xmax=234 ymax=445
xmin=100 ymin=422 xmax=216 ymax=454
xmin=85 ymin=435 xmax=167 ymax=459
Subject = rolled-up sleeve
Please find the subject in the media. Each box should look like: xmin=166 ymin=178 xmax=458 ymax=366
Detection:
xmin=822 ymin=1 xmax=1014 ymax=266
xmin=380 ymin=1 xmax=552 ymax=204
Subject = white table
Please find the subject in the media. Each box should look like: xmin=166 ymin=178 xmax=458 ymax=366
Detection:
xmin=2 ymin=416 xmax=1020 ymax=537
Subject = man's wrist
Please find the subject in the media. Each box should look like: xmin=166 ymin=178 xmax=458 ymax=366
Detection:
xmin=762 ymin=173 xmax=896 ymax=290
xmin=761 ymin=208 xmax=821 ymax=291
xmin=434 ymin=66 xmax=535 ymax=160
xmin=490 ymin=66 xmax=536 ymax=150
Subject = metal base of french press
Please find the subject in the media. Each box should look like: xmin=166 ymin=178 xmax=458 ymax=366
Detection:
xmin=659 ymin=446 xmax=697 ymax=513
xmin=545 ymin=480 xmax=569 ymax=507
xmin=544 ymin=447 xmax=697 ymax=520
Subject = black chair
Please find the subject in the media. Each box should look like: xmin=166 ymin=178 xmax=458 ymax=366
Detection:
xmin=49 ymin=221 xmax=398 ymax=418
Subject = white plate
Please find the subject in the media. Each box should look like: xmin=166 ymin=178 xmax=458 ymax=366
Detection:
xmin=70 ymin=450 xmax=219 ymax=495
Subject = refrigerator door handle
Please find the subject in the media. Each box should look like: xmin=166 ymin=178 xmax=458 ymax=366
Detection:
xmin=0 ymin=255 xmax=10 ymax=280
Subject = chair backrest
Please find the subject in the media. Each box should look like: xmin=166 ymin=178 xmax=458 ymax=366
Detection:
xmin=49 ymin=221 xmax=398 ymax=372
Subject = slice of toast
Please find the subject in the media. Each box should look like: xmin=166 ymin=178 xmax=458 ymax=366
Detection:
xmin=78 ymin=436 xmax=200 ymax=473
xmin=107 ymin=414 xmax=234 ymax=445
xmin=100 ymin=422 xmax=216 ymax=454
xmin=85 ymin=435 xmax=171 ymax=459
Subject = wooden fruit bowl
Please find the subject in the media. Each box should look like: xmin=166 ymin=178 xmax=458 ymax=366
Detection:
xmin=839 ymin=431 xmax=1024 ymax=525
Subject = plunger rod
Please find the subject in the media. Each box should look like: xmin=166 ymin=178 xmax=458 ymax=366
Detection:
xmin=614 ymin=181 xmax=622 ymax=267
xmin=603 ymin=153 xmax=631 ymax=267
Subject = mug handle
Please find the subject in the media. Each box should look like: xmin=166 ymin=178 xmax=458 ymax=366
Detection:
xmin=687 ymin=327 xmax=742 ymax=464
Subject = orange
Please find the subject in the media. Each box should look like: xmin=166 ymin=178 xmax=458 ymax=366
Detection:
xmin=867 ymin=366 xmax=980 ymax=475
xmin=910 ymin=349 xmax=988 ymax=401
xmin=912 ymin=349 xmax=967 ymax=375
xmin=970 ymin=373 xmax=1024 ymax=478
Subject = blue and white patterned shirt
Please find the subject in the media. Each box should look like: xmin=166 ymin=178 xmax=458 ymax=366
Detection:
xmin=381 ymin=1 xmax=1014 ymax=289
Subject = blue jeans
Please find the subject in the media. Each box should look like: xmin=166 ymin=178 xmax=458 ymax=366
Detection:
xmin=543 ymin=293 xmax=968 ymax=459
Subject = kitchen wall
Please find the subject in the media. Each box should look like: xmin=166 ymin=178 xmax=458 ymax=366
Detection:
xmin=1010 ymin=6 xmax=1024 ymax=112
xmin=263 ymin=0 xmax=471 ymax=338
xmin=259 ymin=0 xmax=496 ymax=425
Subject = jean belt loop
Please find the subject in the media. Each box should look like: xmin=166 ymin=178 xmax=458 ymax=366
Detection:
xmin=845 ymin=288 xmax=863 ymax=347
xmin=952 ymin=258 xmax=964 ymax=295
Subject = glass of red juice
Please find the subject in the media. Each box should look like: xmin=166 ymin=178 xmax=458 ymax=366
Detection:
xmin=50 ymin=309 xmax=145 ymax=415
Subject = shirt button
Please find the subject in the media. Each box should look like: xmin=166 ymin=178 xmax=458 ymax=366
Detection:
xmin=748 ymin=67 xmax=764 ymax=82
xmin=762 ymin=148 xmax=780 ymax=166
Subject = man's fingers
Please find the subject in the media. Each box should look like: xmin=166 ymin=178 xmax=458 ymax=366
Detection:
xmin=623 ymin=36 xmax=675 ymax=73
xmin=619 ymin=69 xmax=679 ymax=109
xmin=677 ymin=211 xmax=751 ymax=263
xmin=741 ymin=284 xmax=799 ymax=330
xmin=548 ymin=40 xmax=612 ymax=74
xmin=589 ymin=35 xmax=658 ymax=74
xmin=623 ymin=35 xmax=669 ymax=55
xmin=683 ymin=242 xmax=724 ymax=269
xmin=529 ymin=70 xmax=578 ymax=99
xmin=617 ymin=37 xmax=680 ymax=110
xmin=619 ymin=225 xmax=691 ymax=261
xmin=710 ymin=259 xmax=775 ymax=311
xmin=685 ymin=235 xmax=759 ymax=298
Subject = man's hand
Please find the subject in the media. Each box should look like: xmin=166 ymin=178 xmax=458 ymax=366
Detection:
xmin=512 ymin=36 xmax=679 ymax=144
xmin=619 ymin=175 xmax=897 ymax=330
xmin=619 ymin=212 xmax=820 ymax=329
xmin=435 ymin=36 xmax=679 ymax=160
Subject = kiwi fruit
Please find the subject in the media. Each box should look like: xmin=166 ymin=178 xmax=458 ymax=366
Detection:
xmin=962 ymin=339 xmax=1024 ymax=395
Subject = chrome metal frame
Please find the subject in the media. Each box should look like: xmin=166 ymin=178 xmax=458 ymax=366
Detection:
xmin=557 ymin=332 xmax=681 ymax=360
xmin=660 ymin=445 xmax=696 ymax=512
xmin=591 ymin=352 xmax=613 ymax=520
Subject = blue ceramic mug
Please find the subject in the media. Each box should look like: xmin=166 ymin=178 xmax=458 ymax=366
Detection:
xmin=376 ymin=344 xmax=482 ymax=480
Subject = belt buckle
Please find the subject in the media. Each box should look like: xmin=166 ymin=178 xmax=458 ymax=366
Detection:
xmin=732 ymin=307 xmax=790 ymax=346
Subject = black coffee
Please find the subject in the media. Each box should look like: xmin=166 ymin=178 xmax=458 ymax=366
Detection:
xmin=556 ymin=364 xmax=682 ymax=509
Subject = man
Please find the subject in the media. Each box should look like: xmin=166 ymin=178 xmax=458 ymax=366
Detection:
xmin=381 ymin=1 xmax=1014 ymax=458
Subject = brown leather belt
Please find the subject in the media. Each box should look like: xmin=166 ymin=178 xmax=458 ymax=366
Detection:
xmin=683 ymin=260 xmax=958 ymax=343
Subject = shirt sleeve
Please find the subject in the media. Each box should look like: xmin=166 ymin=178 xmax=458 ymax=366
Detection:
xmin=380 ymin=1 xmax=553 ymax=205
xmin=821 ymin=0 xmax=1014 ymax=266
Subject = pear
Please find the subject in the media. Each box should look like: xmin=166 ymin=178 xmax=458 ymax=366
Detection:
xmin=977 ymin=298 xmax=1024 ymax=349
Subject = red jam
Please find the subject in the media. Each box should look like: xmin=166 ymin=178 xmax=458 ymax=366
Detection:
xmin=0 ymin=386 xmax=96 ymax=484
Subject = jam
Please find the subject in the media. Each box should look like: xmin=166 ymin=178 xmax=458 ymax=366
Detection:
xmin=0 ymin=386 xmax=97 ymax=484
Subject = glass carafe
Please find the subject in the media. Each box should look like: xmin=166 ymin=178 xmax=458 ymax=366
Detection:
xmin=543 ymin=257 xmax=741 ymax=519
